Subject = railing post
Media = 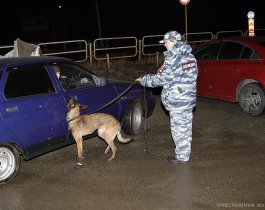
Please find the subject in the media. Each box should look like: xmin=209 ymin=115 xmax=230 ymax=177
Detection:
xmin=156 ymin=51 xmax=159 ymax=67
xmin=138 ymin=40 xmax=142 ymax=61
xmin=106 ymin=53 xmax=110 ymax=70
xmin=89 ymin=43 xmax=93 ymax=63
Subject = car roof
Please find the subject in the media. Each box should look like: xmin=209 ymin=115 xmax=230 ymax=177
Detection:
xmin=0 ymin=56 xmax=72 ymax=67
xmin=193 ymin=36 xmax=265 ymax=55
xmin=195 ymin=36 xmax=265 ymax=45
xmin=216 ymin=36 xmax=265 ymax=43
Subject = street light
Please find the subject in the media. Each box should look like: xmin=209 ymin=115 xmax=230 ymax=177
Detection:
xmin=59 ymin=5 xmax=67 ymax=39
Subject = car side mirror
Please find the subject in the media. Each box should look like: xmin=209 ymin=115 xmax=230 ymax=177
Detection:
xmin=92 ymin=75 xmax=106 ymax=86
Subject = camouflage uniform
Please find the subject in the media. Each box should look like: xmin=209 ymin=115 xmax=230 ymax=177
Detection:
xmin=139 ymin=31 xmax=198 ymax=162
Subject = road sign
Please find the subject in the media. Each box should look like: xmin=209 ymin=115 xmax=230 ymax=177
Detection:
xmin=179 ymin=0 xmax=190 ymax=5
xmin=247 ymin=11 xmax=255 ymax=37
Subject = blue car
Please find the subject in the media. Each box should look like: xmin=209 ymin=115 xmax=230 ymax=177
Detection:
xmin=0 ymin=56 xmax=155 ymax=184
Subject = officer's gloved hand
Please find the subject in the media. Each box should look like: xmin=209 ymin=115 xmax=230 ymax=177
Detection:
xmin=135 ymin=78 xmax=142 ymax=82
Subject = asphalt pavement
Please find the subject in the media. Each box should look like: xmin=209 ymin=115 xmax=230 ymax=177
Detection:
xmin=1 ymin=94 xmax=265 ymax=210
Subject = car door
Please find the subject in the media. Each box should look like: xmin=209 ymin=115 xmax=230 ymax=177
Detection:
xmin=194 ymin=42 xmax=221 ymax=97
xmin=49 ymin=63 xmax=121 ymax=119
xmin=2 ymin=64 xmax=68 ymax=159
xmin=207 ymin=41 xmax=244 ymax=101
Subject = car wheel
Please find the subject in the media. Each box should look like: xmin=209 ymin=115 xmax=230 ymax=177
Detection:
xmin=239 ymin=83 xmax=265 ymax=116
xmin=122 ymin=100 xmax=143 ymax=135
xmin=0 ymin=144 xmax=21 ymax=185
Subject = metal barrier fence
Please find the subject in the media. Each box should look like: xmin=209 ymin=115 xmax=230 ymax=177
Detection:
xmin=93 ymin=36 xmax=138 ymax=60
xmin=1 ymin=29 xmax=265 ymax=63
xmin=141 ymin=35 xmax=164 ymax=56
xmin=39 ymin=40 xmax=88 ymax=62
xmin=216 ymin=30 xmax=244 ymax=39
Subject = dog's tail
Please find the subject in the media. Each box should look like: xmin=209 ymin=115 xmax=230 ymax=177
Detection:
xmin=117 ymin=129 xmax=132 ymax=143
xmin=104 ymin=129 xmax=132 ymax=155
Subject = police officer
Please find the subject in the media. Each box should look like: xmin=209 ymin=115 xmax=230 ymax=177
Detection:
xmin=136 ymin=31 xmax=198 ymax=163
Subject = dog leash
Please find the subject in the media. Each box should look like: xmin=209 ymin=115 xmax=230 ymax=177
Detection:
xmin=87 ymin=81 xmax=137 ymax=114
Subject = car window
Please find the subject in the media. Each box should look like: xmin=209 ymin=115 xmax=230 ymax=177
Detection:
xmin=251 ymin=51 xmax=262 ymax=59
xmin=218 ymin=42 xmax=244 ymax=60
xmin=241 ymin=46 xmax=253 ymax=59
xmin=194 ymin=43 xmax=220 ymax=60
xmin=4 ymin=65 xmax=55 ymax=99
xmin=53 ymin=64 xmax=96 ymax=91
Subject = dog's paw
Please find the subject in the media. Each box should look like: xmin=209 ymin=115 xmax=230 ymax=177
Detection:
xmin=108 ymin=157 xmax=114 ymax=161
xmin=74 ymin=162 xmax=83 ymax=169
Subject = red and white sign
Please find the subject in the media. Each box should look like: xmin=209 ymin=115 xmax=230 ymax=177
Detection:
xmin=179 ymin=0 xmax=190 ymax=5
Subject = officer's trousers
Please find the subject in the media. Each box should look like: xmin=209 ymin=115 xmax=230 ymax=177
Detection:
xmin=169 ymin=108 xmax=193 ymax=161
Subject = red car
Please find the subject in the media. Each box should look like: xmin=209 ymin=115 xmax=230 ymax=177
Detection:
xmin=193 ymin=36 xmax=265 ymax=116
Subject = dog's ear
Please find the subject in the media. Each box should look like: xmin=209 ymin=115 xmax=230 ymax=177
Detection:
xmin=66 ymin=97 xmax=76 ymax=111
xmin=80 ymin=104 xmax=88 ymax=110
xmin=67 ymin=97 xmax=74 ymax=103
xmin=67 ymin=97 xmax=78 ymax=104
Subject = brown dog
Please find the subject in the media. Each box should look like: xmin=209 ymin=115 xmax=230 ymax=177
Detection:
xmin=66 ymin=97 xmax=132 ymax=168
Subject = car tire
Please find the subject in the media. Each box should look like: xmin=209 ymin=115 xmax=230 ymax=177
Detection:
xmin=239 ymin=83 xmax=265 ymax=116
xmin=122 ymin=100 xmax=143 ymax=135
xmin=0 ymin=144 xmax=21 ymax=185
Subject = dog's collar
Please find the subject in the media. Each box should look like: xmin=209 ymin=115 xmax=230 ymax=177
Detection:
xmin=67 ymin=116 xmax=80 ymax=124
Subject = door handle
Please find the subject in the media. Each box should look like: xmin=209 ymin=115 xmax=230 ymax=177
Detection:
xmin=6 ymin=106 xmax=18 ymax=113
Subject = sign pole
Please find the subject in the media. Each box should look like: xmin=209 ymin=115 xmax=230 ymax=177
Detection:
xmin=185 ymin=5 xmax=188 ymax=42
xmin=179 ymin=0 xmax=190 ymax=42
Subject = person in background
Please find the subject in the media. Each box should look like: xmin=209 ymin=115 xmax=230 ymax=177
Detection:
xmin=136 ymin=31 xmax=198 ymax=164
xmin=53 ymin=65 xmax=61 ymax=79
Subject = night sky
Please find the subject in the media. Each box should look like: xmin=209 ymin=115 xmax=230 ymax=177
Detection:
xmin=0 ymin=0 xmax=265 ymax=45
